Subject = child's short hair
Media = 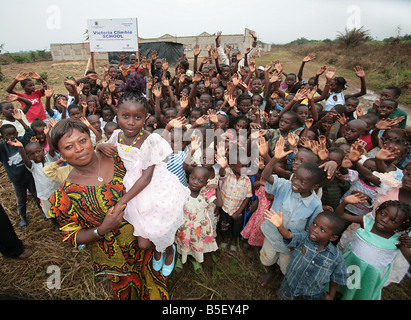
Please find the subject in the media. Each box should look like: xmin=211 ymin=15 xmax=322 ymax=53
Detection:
xmin=332 ymin=104 xmax=347 ymax=115
xmin=382 ymin=98 xmax=398 ymax=109
xmin=30 ymin=118 xmax=46 ymax=130
xmin=191 ymin=166 xmax=211 ymax=180
xmin=104 ymin=121 xmax=119 ymax=131
xmin=0 ymin=123 xmax=16 ymax=135
xmin=360 ymin=113 xmax=378 ymax=125
xmin=0 ymin=101 xmax=11 ymax=111
xmin=328 ymin=147 xmax=345 ymax=158
xmin=386 ymin=86 xmax=402 ymax=97
xmin=292 ymin=104 xmax=308 ymax=113
xmin=317 ymin=211 xmax=346 ymax=236
xmin=24 ymin=141 xmax=41 ymax=153
xmin=297 ymin=147 xmax=319 ymax=163
xmin=282 ymin=110 xmax=299 ymax=122
xmin=20 ymin=78 xmax=32 ymax=87
xmin=67 ymin=104 xmax=80 ymax=113
xmin=102 ymin=105 xmax=115 ymax=114
xmin=345 ymin=96 xmax=359 ymax=104
xmin=298 ymin=162 xmax=325 ymax=186
xmin=237 ymin=93 xmax=252 ymax=105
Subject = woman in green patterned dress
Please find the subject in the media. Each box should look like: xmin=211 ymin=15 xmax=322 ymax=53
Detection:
xmin=48 ymin=118 xmax=168 ymax=300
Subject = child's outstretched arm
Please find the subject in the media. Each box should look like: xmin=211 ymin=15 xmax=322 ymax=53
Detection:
xmin=345 ymin=66 xmax=366 ymax=99
xmin=30 ymin=72 xmax=47 ymax=94
xmin=335 ymin=193 xmax=367 ymax=225
xmin=5 ymin=93 xmax=32 ymax=114
xmin=375 ymin=144 xmax=402 ymax=173
xmin=114 ymin=164 xmax=155 ymax=214
xmin=7 ymin=139 xmax=32 ymax=168
xmin=6 ymin=72 xmax=28 ymax=94
xmin=348 ymin=141 xmax=381 ymax=186
xmin=44 ymin=86 xmax=55 ymax=117
xmin=264 ymin=208 xmax=292 ymax=240
xmin=11 ymin=108 xmax=29 ymax=130
xmin=297 ymin=54 xmax=315 ymax=81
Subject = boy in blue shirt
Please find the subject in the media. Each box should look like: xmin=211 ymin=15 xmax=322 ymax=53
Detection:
xmin=259 ymin=138 xmax=325 ymax=286
xmin=265 ymin=209 xmax=349 ymax=300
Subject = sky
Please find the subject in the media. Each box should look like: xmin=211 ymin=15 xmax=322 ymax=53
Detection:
xmin=0 ymin=0 xmax=410 ymax=53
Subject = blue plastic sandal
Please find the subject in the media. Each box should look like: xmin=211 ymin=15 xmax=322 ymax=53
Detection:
xmin=162 ymin=244 xmax=176 ymax=277
xmin=152 ymin=252 xmax=164 ymax=271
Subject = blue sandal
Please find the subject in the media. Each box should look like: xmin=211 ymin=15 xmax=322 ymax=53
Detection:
xmin=162 ymin=244 xmax=176 ymax=277
xmin=152 ymin=252 xmax=164 ymax=271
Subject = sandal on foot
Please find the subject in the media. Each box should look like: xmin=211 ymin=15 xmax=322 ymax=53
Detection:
xmin=152 ymin=252 xmax=164 ymax=271
xmin=162 ymin=244 xmax=176 ymax=277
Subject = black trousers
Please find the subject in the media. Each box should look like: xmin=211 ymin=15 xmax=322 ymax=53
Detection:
xmin=217 ymin=209 xmax=243 ymax=238
xmin=0 ymin=203 xmax=23 ymax=257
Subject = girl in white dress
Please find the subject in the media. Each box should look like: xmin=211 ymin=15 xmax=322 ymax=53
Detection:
xmin=99 ymin=73 xmax=190 ymax=276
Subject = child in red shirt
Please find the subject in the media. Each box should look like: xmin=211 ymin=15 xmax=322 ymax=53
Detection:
xmin=6 ymin=72 xmax=47 ymax=123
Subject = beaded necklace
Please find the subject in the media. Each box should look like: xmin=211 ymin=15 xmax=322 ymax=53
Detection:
xmin=119 ymin=129 xmax=144 ymax=151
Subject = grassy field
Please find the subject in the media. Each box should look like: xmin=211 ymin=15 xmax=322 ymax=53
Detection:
xmin=0 ymin=48 xmax=410 ymax=300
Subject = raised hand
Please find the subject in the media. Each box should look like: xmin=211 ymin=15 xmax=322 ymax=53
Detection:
xmin=190 ymin=135 xmax=202 ymax=152
xmin=325 ymin=66 xmax=336 ymax=80
xmin=44 ymin=85 xmax=54 ymax=98
xmin=376 ymin=144 xmax=401 ymax=162
xmin=7 ymin=138 xmax=23 ymax=148
xmin=316 ymin=65 xmax=326 ymax=76
xmin=179 ymin=95 xmax=189 ymax=109
xmin=194 ymin=115 xmax=209 ymax=127
xmin=304 ymin=118 xmax=314 ymax=129
xmin=11 ymin=109 xmax=22 ymax=121
xmin=152 ymin=84 xmax=162 ymax=99
xmin=287 ymin=132 xmax=298 ymax=150
xmin=274 ymin=136 xmax=293 ymax=159
xmin=28 ymin=71 xmax=41 ymax=80
xmin=299 ymin=136 xmax=312 ymax=149
xmin=258 ymin=135 xmax=269 ymax=156
xmin=348 ymin=141 xmax=364 ymax=163
xmin=344 ymin=192 xmax=368 ymax=204
xmin=317 ymin=138 xmax=329 ymax=161
xmin=336 ymin=113 xmax=349 ymax=126
xmin=15 ymin=72 xmax=29 ymax=81
xmin=264 ymin=208 xmax=283 ymax=228
xmin=354 ymin=65 xmax=365 ymax=78
xmin=5 ymin=93 xmax=18 ymax=102
xmin=306 ymin=86 xmax=318 ymax=101
xmin=303 ymin=54 xmax=315 ymax=63
xmin=49 ymin=118 xmax=58 ymax=128
xmin=207 ymin=109 xmax=218 ymax=124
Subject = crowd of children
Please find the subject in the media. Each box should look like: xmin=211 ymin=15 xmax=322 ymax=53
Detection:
xmin=1 ymin=30 xmax=411 ymax=300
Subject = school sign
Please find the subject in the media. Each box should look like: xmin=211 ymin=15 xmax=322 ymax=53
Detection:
xmin=87 ymin=18 xmax=139 ymax=52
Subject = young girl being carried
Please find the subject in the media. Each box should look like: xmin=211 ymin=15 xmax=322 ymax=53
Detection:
xmin=99 ymin=73 xmax=190 ymax=277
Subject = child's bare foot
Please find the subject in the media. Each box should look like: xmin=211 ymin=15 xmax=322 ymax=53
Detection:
xmin=258 ymin=270 xmax=274 ymax=287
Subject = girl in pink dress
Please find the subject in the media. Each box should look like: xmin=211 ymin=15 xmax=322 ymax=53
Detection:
xmin=100 ymin=73 xmax=190 ymax=276
xmin=241 ymin=178 xmax=273 ymax=247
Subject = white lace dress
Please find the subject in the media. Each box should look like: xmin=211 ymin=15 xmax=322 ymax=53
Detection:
xmin=108 ymin=130 xmax=190 ymax=252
